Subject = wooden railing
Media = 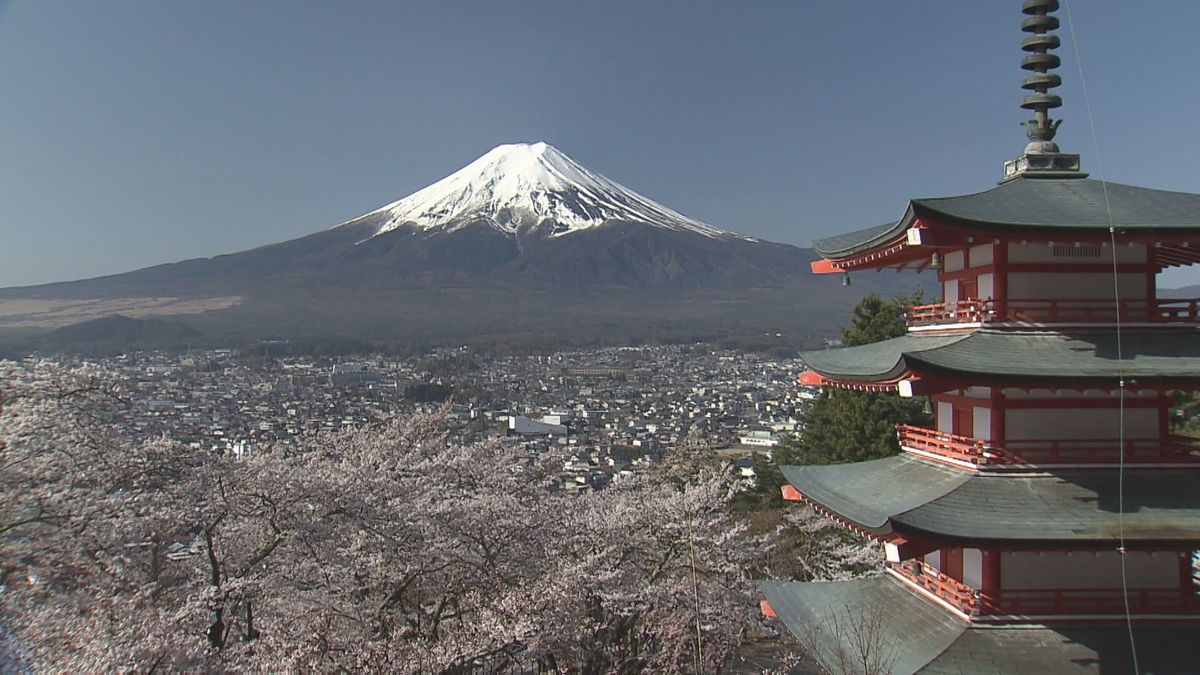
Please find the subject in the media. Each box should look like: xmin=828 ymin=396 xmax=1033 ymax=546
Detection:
xmin=893 ymin=559 xmax=1200 ymax=617
xmin=1154 ymin=297 xmax=1200 ymax=321
xmin=978 ymin=587 xmax=1200 ymax=616
xmin=994 ymin=438 xmax=1200 ymax=465
xmin=897 ymin=425 xmax=1200 ymax=466
xmin=906 ymin=299 xmax=993 ymax=326
xmin=890 ymin=560 xmax=977 ymax=614
xmin=896 ymin=425 xmax=987 ymax=465
xmin=906 ymin=297 xmax=1200 ymax=327
xmin=1004 ymin=298 xmax=1200 ymax=323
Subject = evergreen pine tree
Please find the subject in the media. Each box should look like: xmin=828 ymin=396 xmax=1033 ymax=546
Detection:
xmin=778 ymin=292 xmax=930 ymax=465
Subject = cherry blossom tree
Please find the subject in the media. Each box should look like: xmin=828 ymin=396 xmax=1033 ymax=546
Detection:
xmin=784 ymin=506 xmax=881 ymax=582
xmin=2 ymin=359 xmax=785 ymax=672
xmin=1 ymin=360 xmax=191 ymax=670
xmin=528 ymin=471 xmax=773 ymax=673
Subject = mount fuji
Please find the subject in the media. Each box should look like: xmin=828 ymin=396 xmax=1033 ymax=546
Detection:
xmin=7 ymin=142 xmax=811 ymax=295
xmin=356 ymin=141 xmax=740 ymax=241
xmin=0 ymin=143 xmax=914 ymax=348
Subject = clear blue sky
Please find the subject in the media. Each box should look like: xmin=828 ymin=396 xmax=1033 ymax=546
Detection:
xmin=2 ymin=0 xmax=1199 ymax=288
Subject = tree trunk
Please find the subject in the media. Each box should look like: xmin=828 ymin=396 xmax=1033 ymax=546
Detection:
xmin=244 ymin=601 xmax=260 ymax=641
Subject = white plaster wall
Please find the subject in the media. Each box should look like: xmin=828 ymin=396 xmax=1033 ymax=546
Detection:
xmin=925 ymin=550 xmax=942 ymax=569
xmin=1007 ymin=273 xmax=1146 ymax=301
xmin=937 ymin=402 xmax=954 ymax=433
xmin=973 ymin=407 xmax=992 ymax=441
xmin=963 ymin=548 xmax=983 ymax=588
xmin=964 ymin=386 xmax=991 ymax=398
xmin=1001 ymin=551 xmax=1179 ymax=590
xmin=978 ymin=273 xmax=994 ymax=299
xmin=969 ymin=244 xmax=994 ymax=267
xmin=944 ymin=279 xmax=959 ymax=303
xmin=1008 ymin=242 xmax=1147 ymax=264
xmin=1006 ymin=408 xmax=1158 ymax=440
xmin=944 ymin=250 xmax=965 ymax=273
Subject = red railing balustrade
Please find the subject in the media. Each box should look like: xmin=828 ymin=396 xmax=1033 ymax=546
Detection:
xmin=993 ymin=437 xmax=1200 ymax=465
xmin=978 ymin=587 xmax=1200 ymax=616
xmin=890 ymin=560 xmax=977 ymax=614
xmin=897 ymin=425 xmax=1200 ymax=466
xmin=906 ymin=299 xmax=993 ymax=326
xmin=893 ymin=559 xmax=1200 ymax=617
xmin=896 ymin=425 xmax=987 ymax=465
xmin=905 ymin=297 xmax=1200 ymax=327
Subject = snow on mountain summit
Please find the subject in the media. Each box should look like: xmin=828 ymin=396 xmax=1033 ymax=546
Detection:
xmin=354 ymin=142 xmax=747 ymax=240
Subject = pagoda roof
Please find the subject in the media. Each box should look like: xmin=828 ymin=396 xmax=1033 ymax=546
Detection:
xmin=760 ymin=576 xmax=1200 ymax=674
xmin=760 ymin=576 xmax=961 ymax=674
xmin=800 ymin=330 xmax=1200 ymax=384
xmin=780 ymin=455 xmax=968 ymax=531
xmin=781 ymin=455 xmax=1200 ymax=544
xmin=813 ymin=177 xmax=1200 ymax=259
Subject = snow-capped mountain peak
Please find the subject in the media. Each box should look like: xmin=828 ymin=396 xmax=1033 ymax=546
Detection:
xmin=350 ymin=142 xmax=747 ymax=240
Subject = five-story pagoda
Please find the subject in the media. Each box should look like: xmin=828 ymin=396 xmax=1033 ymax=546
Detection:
xmin=761 ymin=2 xmax=1200 ymax=672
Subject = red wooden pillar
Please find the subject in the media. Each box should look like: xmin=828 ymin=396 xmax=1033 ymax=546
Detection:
xmin=990 ymin=388 xmax=1006 ymax=447
xmin=981 ymin=549 xmax=1002 ymax=593
xmin=936 ymin=250 xmax=945 ymax=298
xmin=993 ymin=240 xmax=1008 ymax=319
xmin=943 ymin=547 xmax=964 ymax=581
xmin=955 ymin=406 xmax=974 ymax=437
xmin=1159 ymin=392 xmax=1171 ymax=444
xmin=1146 ymin=245 xmax=1157 ymax=306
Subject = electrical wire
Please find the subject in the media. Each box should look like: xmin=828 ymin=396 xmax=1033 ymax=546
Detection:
xmin=1062 ymin=2 xmax=1139 ymax=672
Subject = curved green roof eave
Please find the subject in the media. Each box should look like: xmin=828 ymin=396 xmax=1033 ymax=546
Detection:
xmin=812 ymin=177 xmax=1200 ymax=260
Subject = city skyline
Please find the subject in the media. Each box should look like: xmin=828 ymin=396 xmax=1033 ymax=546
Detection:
xmin=2 ymin=1 xmax=1198 ymax=287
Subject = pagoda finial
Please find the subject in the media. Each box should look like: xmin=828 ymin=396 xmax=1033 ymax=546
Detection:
xmin=1002 ymin=0 xmax=1086 ymax=181
xmin=1020 ymin=0 xmax=1063 ymax=149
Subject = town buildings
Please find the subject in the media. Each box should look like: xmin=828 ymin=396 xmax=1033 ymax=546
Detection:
xmin=52 ymin=344 xmax=809 ymax=492
xmin=761 ymin=1 xmax=1200 ymax=671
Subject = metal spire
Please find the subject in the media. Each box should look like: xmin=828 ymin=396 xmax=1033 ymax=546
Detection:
xmin=1020 ymin=0 xmax=1064 ymax=150
xmin=1002 ymin=0 xmax=1085 ymax=181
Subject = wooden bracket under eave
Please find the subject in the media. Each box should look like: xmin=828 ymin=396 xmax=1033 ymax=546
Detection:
xmin=810 ymin=258 xmax=843 ymax=274
xmin=798 ymin=370 xmax=828 ymax=386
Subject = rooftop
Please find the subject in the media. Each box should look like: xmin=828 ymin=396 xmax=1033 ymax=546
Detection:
xmin=760 ymin=576 xmax=1200 ymax=674
xmin=813 ymin=177 xmax=1200 ymax=260
xmin=781 ymin=454 xmax=1200 ymax=543
xmin=799 ymin=330 xmax=1200 ymax=384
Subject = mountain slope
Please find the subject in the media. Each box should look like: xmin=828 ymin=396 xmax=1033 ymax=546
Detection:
xmin=0 ymin=142 xmax=931 ymax=348
xmin=3 ymin=142 xmax=813 ymax=297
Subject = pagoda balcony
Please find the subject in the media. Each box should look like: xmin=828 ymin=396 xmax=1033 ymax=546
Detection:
xmin=891 ymin=560 xmax=1200 ymax=619
xmin=897 ymin=424 xmax=1200 ymax=467
xmin=906 ymin=297 xmax=1200 ymax=328
xmin=896 ymin=425 xmax=988 ymax=465
xmin=889 ymin=560 xmax=978 ymax=615
xmin=978 ymin=587 xmax=1200 ymax=617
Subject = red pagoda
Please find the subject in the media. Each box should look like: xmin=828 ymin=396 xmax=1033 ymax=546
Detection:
xmin=761 ymin=1 xmax=1200 ymax=671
